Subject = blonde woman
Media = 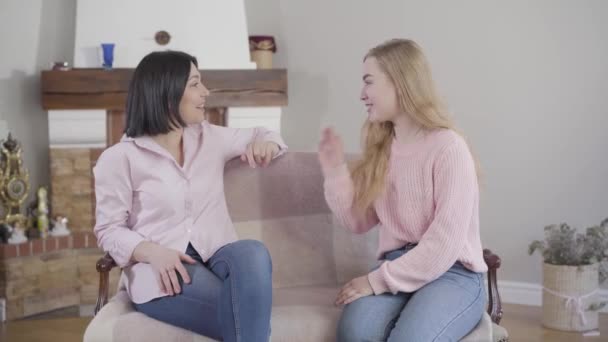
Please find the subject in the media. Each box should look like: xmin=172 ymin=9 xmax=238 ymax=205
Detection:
xmin=318 ymin=39 xmax=487 ymax=341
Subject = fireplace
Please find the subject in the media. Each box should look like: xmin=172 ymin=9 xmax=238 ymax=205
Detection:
xmin=42 ymin=67 xmax=287 ymax=233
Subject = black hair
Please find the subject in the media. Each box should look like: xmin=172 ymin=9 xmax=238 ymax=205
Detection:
xmin=124 ymin=50 xmax=198 ymax=137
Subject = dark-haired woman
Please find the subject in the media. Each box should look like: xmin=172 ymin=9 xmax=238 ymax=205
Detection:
xmin=93 ymin=50 xmax=286 ymax=342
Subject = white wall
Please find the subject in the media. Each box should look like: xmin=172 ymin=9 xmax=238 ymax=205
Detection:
xmin=0 ymin=0 xmax=76 ymax=200
xmin=74 ymin=0 xmax=254 ymax=69
xmin=243 ymin=0 xmax=608 ymax=288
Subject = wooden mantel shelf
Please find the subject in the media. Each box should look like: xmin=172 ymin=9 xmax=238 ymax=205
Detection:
xmin=41 ymin=68 xmax=288 ymax=110
xmin=41 ymin=68 xmax=288 ymax=145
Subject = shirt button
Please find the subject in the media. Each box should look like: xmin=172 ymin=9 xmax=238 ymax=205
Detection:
xmin=187 ymin=228 xmax=192 ymax=233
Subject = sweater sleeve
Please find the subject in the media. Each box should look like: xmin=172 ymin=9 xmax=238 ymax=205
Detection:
xmin=367 ymin=139 xmax=478 ymax=294
xmin=324 ymin=163 xmax=380 ymax=234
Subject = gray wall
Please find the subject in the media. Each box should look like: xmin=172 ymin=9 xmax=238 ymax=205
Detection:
xmin=244 ymin=0 xmax=608 ymax=287
xmin=0 ymin=0 xmax=77 ymax=201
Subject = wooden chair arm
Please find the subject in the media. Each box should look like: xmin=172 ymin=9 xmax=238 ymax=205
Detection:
xmin=483 ymin=248 xmax=503 ymax=324
xmin=94 ymin=253 xmax=117 ymax=315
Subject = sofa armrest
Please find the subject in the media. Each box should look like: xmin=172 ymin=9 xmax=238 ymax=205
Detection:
xmin=483 ymin=249 xmax=503 ymax=324
xmin=94 ymin=253 xmax=117 ymax=315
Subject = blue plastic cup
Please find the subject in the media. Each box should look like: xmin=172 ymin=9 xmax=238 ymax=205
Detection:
xmin=101 ymin=43 xmax=115 ymax=69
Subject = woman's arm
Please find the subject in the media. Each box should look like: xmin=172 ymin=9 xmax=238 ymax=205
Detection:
xmin=212 ymin=124 xmax=288 ymax=163
xmin=93 ymin=149 xmax=145 ymax=268
xmin=324 ymin=163 xmax=380 ymax=234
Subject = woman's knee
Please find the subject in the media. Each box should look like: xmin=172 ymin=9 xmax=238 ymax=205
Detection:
xmin=234 ymin=239 xmax=272 ymax=272
xmin=337 ymin=318 xmax=382 ymax=342
xmin=337 ymin=311 xmax=364 ymax=342
xmin=337 ymin=302 xmax=390 ymax=342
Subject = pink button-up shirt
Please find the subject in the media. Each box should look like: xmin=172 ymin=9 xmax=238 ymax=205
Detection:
xmin=93 ymin=121 xmax=287 ymax=304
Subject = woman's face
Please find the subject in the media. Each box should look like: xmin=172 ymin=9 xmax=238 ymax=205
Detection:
xmin=179 ymin=63 xmax=210 ymax=125
xmin=360 ymin=57 xmax=400 ymax=123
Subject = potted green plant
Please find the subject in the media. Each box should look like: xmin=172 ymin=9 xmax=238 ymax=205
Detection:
xmin=529 ymin=217 xmax=608 ymax=331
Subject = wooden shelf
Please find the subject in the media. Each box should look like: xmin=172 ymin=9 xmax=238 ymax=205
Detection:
xmin=41 ymin=68 xmax=288 ymax=110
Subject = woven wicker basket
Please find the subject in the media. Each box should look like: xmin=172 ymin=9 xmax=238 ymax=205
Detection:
xmin=542 ymin=263 xmax=600 ymax=331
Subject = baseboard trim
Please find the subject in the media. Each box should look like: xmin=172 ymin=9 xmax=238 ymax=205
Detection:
xmin=498 ymin=280 xmax=608 ymax=313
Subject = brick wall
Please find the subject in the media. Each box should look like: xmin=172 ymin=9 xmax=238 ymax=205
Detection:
xmin=0 ymin=234 xmax=121 ymax=320
xmin=49 ymin=148 xmax=103 ymax=233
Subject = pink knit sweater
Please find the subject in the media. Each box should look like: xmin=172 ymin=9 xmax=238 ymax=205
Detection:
xmin=324 ymin=129 xmax=487 ymax=295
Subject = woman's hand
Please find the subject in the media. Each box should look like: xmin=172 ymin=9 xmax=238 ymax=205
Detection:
xmin=335 ymin=275 xmax=374 ymax=306
xmin=133 ymin=241 xmax=197 ymax=296
xmin=241 ymin=141 xmax=280 ymax=168
xmin=318 ymin=127 xmax=346 ymax=177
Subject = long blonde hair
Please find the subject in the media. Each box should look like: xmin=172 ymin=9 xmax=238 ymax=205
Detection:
xmin=351 ymin=39 xmax=478 ymax=213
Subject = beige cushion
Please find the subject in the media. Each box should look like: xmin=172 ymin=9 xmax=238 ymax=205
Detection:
xmin=461 ymin=312 xmax=493 ymax=342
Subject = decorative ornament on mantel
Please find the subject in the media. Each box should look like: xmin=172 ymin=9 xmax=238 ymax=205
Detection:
xmin=7 ymin=220 xmax=27 ymax=244
xmin=249 ymin=35 xmax=276 ymax=69
xmin=0 ymin=133 xmax=30 ymax=228
xmin=35 ymin=187 xmax=50 ymax=239
xmin=50 ymin=215 xmax=71 ymax=237
xmin=52 ymin=61 xmax=71 ymax=71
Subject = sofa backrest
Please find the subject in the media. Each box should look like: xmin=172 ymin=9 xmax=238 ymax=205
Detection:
xmin=224 ymin=152 xmax=377 ymax=289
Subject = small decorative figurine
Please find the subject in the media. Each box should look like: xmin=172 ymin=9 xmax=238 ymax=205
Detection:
xmin=50 ymin=215 xmax=71 ymax=237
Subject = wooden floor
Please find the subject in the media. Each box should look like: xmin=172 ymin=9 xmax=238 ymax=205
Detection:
xmin=0 ymin=304 xmax=606 ymax=341
xmin=502 ymin=304 xmax=606 ymax=342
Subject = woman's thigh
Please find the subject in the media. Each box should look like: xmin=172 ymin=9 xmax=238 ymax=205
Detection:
xmin=134 ymin=262 xmax=223 ymax=340
xmin=388 ymin=264 xmax=485 ymax=342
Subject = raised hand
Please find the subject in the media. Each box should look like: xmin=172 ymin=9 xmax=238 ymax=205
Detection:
xmin=318 ymin=127 xmax=346 ymax=177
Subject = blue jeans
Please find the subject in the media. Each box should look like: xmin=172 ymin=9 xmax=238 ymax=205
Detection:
xmin=337 ymin=245 xmax=486 ymax=342
xmin=134 ymin=240 xmax=272 ymax=342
